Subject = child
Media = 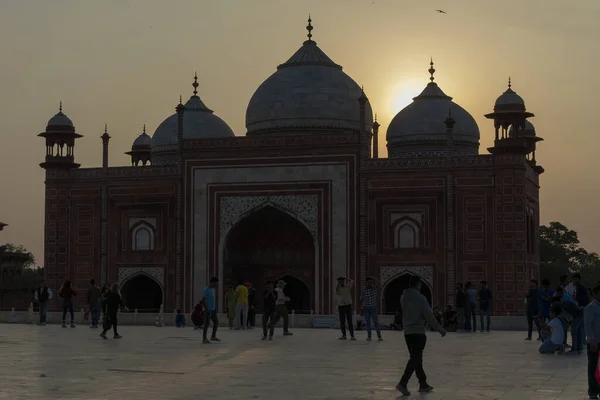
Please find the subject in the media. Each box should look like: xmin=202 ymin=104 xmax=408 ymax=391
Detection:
xmin=443 ymin=305 xmax=458 ymax=332
xmin=538 ymin=305 xmax=564 ymax=354
xmin=191 ymin=303 xmax=203 ymax=329
xmin=175 ymin=309 xmax=186 ymax=327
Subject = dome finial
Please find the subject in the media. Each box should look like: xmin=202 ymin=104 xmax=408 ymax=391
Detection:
xmin=375 ymin=113 xmax=378 ymax=122
xmin=59 ymin=101 xmax=63 ymax=113
xmin=508 ymin=76 xmax=512 ymax=89
xmin=143 ymin=124 xmax=146 ymax=134
xmin=306 ymin=14 xmax=313 ymax=41
xmin=193 ymin=71 xmax=199 ymax=96
xmin=429 ymin=58 xmax=436 ymax=83
xmin=104 ymin=123 xmax=108 ymax=134
xmin=179 ymin=94 xmax=183 ymax=104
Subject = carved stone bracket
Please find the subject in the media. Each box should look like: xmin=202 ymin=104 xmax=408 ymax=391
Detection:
xmin=118 ymin=267 xmax=164 ymax=288
xmin=380 ymin=266 xmax=433 ymax=288
xmin=220 ymin=195 xmax=318 ymax=236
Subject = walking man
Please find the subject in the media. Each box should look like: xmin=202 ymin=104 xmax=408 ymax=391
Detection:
xmin=478 ymin=281 xmax=492 ymax=332
xmin=336 ymin=276 xmax=355 ymax=340
xmin=525 ymin=279 xmax=541 ymax=340
xmin=455 ymin=283 xmax=466 ymax=332
xmin=234 ymin=281 xmax=249 ymax=330
xmin=34 ymin=280 xmax=52 ymax=326
xmin=274 ymin=280 xmax=293 ymax=336
xmin=201 ymin=277 xmax=220 ymax=344
xmin=99 ymin=283 xmax=123 ymax=339
xmin=262 ymin=280 xmax=277 ymax=340
xmin=584 ymin=284 xmax=600 ymax=399
xmin=396 ymin=276 xmax=446 ymax=396
xmin=86 ymin=279 xmax=102 ymax=328
xmin=360 ymin=277 xmax=382 ymax=341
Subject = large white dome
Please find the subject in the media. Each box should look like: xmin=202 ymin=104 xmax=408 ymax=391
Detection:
xmin=245 ymin=20 xmax=372 ymax=135
xmin=386 ymin=63 xmax=479 ymax=157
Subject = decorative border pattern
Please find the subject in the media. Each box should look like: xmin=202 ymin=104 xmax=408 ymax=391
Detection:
xmin=391 ymin=213 xmax=423 ymax=226
xmin=219 ymin=195 xmax=318 ymax=237
xmin=380 ymin=266 xmax=433 ymax=288
xmin=119 ymin=267 xmax=164 ymax=287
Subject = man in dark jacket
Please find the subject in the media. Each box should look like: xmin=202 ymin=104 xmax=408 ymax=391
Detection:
xmin=100 ymin=283 xmax=123 ymax=339
xmin=34 ymin=280 xmax=52 ymax=326
xmin=86 ymin=279 xmax=102 ymax=329
xmin=455 ymin=283 xmax=466 ymax=332
xmin=478 ymin=281 xmax=493 ymax=332
xmin=525 ymin=279 xmax=541 ymax=340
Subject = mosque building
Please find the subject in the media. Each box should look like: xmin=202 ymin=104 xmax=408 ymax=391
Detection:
xmin=39 ymin=18 xmax=543 ymax=314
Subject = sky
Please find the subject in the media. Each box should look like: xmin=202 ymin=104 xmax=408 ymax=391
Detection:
xmin=0 ymin=0 xmax=598 ymax=263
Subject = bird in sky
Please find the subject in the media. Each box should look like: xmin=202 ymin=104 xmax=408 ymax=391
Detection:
xmin=435 ymin=9 xmax=447 ymax=14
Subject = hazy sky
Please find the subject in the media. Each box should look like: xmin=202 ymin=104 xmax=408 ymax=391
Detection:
xmin=0 ymin=0 xmax=598 ymax=263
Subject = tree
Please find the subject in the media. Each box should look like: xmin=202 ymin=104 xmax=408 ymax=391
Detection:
xmin=540 ymin=222 xmax=600 ymax=287
xmin=0 ymin=243 xmax=36 ymax=269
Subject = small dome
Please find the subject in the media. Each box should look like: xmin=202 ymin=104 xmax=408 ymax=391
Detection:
xmin=494 ymin=79 xmax=526 ymax=112
xmin=509 ymin=120 xmax=535 ymax=137
xmin=245 ymin=18 xmax=372 ymax=135
xmin=47 ymin=103 xmax=73 ymax=127
xmin=132 ymin=127 xmax=152 ymax=148
xmin=151 ymin=77 xmax=235 ymax=149
xmin=386 ymin=62 xmax=479 ymax=157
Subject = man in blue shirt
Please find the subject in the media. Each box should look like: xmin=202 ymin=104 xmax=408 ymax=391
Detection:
xmin=584 ymin=284 xmax=600 ymax=399
xmin=554 ymin=286 xmax=583 ymax=354
xmin=201 ymin=277 xmax=220 ymax=344
xmin=573 ymin=273 xmax=590 ymax=353
xmin=537 ymin=279 xmax=555 ymax=326
xmin=464 ymin=282 xmax=477 ymax=332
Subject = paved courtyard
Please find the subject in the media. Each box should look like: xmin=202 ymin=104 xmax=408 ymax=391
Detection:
xmin=0 ymin=325 xmax=590 ymax=399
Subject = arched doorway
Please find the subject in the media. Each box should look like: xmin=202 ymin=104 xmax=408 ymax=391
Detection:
xmin=120 ymin=274 xmax=163 ymax=313
xmin=223 ymin=205 xmax=315 ymax=312
xmin=383 ymin=274 xmax=432 ymax=314
xmin=278 ymin=275 xmax=311 ymax=314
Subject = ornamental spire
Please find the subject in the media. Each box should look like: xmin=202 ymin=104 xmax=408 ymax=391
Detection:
xmin=306 ymin=15 xmax=313 ymax=41
xmin=59 ymin=101 xmax=63 ymax=113
xmin=193 ymin=72 xmax=199 ymax=96
xmin=429 ymin=58 xmax=436 ymax=83
xmin=508 ymin=76 xmax=512 ymax=89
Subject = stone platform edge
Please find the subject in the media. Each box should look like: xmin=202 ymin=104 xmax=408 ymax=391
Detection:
xmin=0 ymin=310 xmax=529 ymax=331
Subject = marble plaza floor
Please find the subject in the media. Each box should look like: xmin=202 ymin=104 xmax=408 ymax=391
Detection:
xmin=0 ymin=324 xmax=590 ymax=400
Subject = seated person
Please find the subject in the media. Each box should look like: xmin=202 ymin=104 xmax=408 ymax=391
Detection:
xmin=390 ymin=308 xmax=403 ymax=331
xmin=443 ymin=305 xmax=458 ymax=332
xmin=355 ymin=313 xmax=365 ymax=330
xmin=538 ymin=305 xmax=564 ymax=354
xmin=175 ymin=309 xmax=186 ymax=328
xmin=191 ymin=303 xmax=203 ymax=329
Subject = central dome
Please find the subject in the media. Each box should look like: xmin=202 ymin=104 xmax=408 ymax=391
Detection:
xmin=245 ymin=18 xmax=373 ymax=135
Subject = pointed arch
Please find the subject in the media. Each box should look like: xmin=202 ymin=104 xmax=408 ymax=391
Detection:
xmin=392 ymin=218 xmax=420 ymax=249
xmin=131 ymin=221 xmax=155 ymax=251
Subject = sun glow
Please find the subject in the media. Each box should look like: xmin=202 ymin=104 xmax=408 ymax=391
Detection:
xmin=388 ymin=80 xmax=425 ymax=115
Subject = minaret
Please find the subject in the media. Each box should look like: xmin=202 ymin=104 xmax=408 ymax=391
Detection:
xmin=39 ymin=102 xmax=83 ymax=170
xmin=101 ymin=124 xmax=110 ymax=170
xmin=372 ymin=114 xmax=380 ymax=159
xmin=357 ymin=87 xmax=369 ymax=290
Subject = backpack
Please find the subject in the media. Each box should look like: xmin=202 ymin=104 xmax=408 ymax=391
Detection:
xmin=37 ymin=287 xmax=49 ymax=302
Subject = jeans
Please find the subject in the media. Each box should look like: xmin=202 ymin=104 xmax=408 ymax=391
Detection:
xmin=455 ymin=307 xmax=465 ymax=331
xmin=62 ymin=300 xmax=74 ymax=323
xmin=571 ymin=315 xmax=584 ymax=351
xmin=90 ymin=302 xmax=101 ymax=327
xmin=479 ymin=307 xmax=491 ymax=331
xmin=400 ymin=334 xmax=427 ymax=385
xmin=338 ymin=305 xmax=354 ymax=337
xmin=466 ymin=303 xmax=476 ymax=331
xmin=274 ymin=304 xmax=290 ymax=332
xmin=102 ymin=312 xmax=118 ymax=335
xmin=363 ymin=306 xmax=381 ymax=338
xmin=589 ymin=344 xmax=600 ymax=395
xmin=539 ymin=331 xmax=560 ymax=354
xmin=38 ymin=301 xmax=48 ymax=324
xmin=526 ymin=310 xmax=541 ymax=338
xmin=235 ymin=304 xmax=248 ymax=329
xmin=203 ymin=309 xmax=219 ymax=340
xmin=262 ymin=311 xmax=276 ymax=337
